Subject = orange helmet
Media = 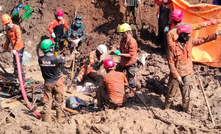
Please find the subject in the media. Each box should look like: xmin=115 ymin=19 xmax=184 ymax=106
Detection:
xmin=1 ymin=14 xmax=12 ymax=24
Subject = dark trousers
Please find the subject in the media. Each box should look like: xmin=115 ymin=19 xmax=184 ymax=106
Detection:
xmin=13 ymin=47 xmax=25 ymax=80
xmin=117 ymin=63 xmax=136 ymax=88
xmin=158 ymin=25 xmax=168 ymax=53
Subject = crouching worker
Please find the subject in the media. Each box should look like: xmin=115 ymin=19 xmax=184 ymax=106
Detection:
xmin=67 ymin=44 xmax=107 ymax=92
xmin=96 ymin=59 xmax=128 ymax=109
xmin=38 ymin=39 xmax=74 ymax=123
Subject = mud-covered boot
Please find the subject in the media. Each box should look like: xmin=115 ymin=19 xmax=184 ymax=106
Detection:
xmin=182 ymin=99 xmax=190 ymax=112
xmin=164 ymin=100 xmax=172 ymax=109
xmin=43 ymin=113 xmax=52 ymax=124
xmin=56 ymin=111 xmax=62 ymax=120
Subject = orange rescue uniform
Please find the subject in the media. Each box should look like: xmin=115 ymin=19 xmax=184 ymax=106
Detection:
xmin=4 ymin=24 xmax=24 ymax=51
xmin=167 ymin=21 xmax=220 ymax=46
xmin=47 ymin=18 xmax=69 ymax=37
xmin=76 ymin=50 xmax=97 ymax=82
xmin=167 ymin=33 xmax=217 ymax=78
xmin=102 ymin=70 xmax=128 ymax=104
xmin=120 ymin=34 xmax=137 ymax=67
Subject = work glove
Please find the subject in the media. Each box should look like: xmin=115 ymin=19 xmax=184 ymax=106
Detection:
xmin=124 ymin=1 xmax=127 ymax=8
xmin=164 ymin=26 xmax=169 ymax=33
xmin=71 ymin=38 xmax=81 ymax=47
xmin=138 ymin=0 xmax=141 ymax=4
xmin=115 ymin=50 xmax=121 ymax=56
xmin=215 ymin=30 xmax=221 ymax=36
xmin=0 ymin=48 xmax=5 ymax=53
xmin=51 ymin=32 xmax=56 ymax=38
xmin=177 ymin=76 xmax=184 ymax=86
xmin=10 ymin=49 xmax=17 ymax=55
xmin=0 ymin=33 xmax=3 ymax=37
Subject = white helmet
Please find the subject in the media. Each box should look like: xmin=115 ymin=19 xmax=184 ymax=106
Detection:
xmin=96 ymin=44 xmax=107 ymax=55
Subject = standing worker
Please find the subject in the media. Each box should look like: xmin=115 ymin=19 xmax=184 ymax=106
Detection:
xmin=1 ymin=14 xmax=25 ymax=82
xmin=69 ymin=44 xmax=107 ymax=92
xmin=165 ymin=23 xmax=221 ymax=112
xmin=38 ymin=39 xmax=74 ymax=123
xmin=167 ymin=9 xmax=220 ymax=47
xmin=155 ymin=0 xmax=173 ymax=53
xmin=124 ymin=0 xmax=141 ymax=26
xmin=96 ymin=59 xmax=129 ymax=109
xmin=66 ymin=15 xmax=86 ymax=54
xmin=115 ymin=23 xmax=137 ymax=91
xmin=47 ymin=10 xmax=69 ymax=56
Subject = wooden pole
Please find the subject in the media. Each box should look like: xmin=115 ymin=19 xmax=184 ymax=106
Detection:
xmin=196 ymin=75 xmax=216 ymax=127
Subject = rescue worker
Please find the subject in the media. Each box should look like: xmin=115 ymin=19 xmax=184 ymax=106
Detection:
xmin=66 ymin=15 xmax=86 ymax=53
xmin=154 ymin=0 xmax=173 ymax=53
xmin=1 ymin=14 xmax=25 ymax=81
xmin=167 ymin=9 xmax=220 ymax=47
xmin=96 ymin=59 xmax=128 ymax=109
xmin=47 ymin=10 xmax=69 ymax=56
xmin=124 ymin=0 xmax=141 ymax=26
xmin=38 ymin=39 xmax=74 ymax=123
xmin=165 ymin=23 xmax=221 ymax=112
xmin=212 ymin=0 xmax=221 ymax=5
xmin=70 ymin=44 xmax=107 ymax=90
xmin=115 ymin=23 xmax=137 ymax=91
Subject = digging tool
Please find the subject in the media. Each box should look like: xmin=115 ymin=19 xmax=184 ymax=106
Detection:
xmin=195 ymin=75 xmax=216 ymax=127
xmin=71 ymin=46 xmax=76 ymax=80
xmin=124 ymin=84 xmax=149 ymax=109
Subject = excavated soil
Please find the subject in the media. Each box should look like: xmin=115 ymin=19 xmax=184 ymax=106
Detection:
xmin=1 ymin=0 xmax=221 ymax=134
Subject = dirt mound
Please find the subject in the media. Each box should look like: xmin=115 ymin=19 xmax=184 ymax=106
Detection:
xmin=1 ymin=0 xmax=221 ymax=134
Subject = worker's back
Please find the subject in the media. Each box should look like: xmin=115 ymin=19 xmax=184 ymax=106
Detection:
xmin=38 ymin=54 xmax=65 ymax=84
xmin=102 ymin=70 xmax=128 ymax=104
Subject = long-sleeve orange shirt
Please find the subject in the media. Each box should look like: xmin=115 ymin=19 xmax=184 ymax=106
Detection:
xmin=120 ymin=34 xmax=137 ymax=67
xmin=47 ymin=18 xmax=69 ymax=38
xmin=167 ymin=33 xmax=217 ymax=78
xmin=4 ymin=24 xmax=24 ymax=51
xmin=102 ymin=70 xmax=128 ymax=104
xmin=167 ymin=20 xmax=220 ymax=46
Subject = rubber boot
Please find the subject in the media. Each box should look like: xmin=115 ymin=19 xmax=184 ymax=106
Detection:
xmin=164 ymin=100 xmax=172 ymax=109
xmin=56 ymin=111 xmax=63 ymax=122
xmin=182 ymin=99 xmax=190 ymax=112
xmin=43 ymin=113 xmax=52 ymax=124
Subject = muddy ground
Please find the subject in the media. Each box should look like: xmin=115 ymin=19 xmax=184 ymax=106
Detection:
xmin=1 ymin=0 xmax=221 ymax=134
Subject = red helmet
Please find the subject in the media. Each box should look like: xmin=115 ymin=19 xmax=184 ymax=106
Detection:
xmin=171 ymin=9 xmax=183 ymax=22
xmin=56 ymin=10 xmax=64 ymax=16
xmin=104 ymin=59 xmax=115 ymax=69
xmin=176 ymin=23 xmax=193 ymax=34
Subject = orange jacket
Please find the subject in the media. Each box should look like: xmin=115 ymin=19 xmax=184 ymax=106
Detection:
xmin=167 ymin=21 xmax=220 ymax=46
xmin=47 ymin=18 xmax=69 ymax=34
xmin=167 ymin=33 xmax=217 ymax=78
xmin=102 ymin=70 xmax=128 ymax=104
xmin=4 ymin=24 xmax=24 ymax=51
xmin=120 ymin=34 xmax=137 ymax=67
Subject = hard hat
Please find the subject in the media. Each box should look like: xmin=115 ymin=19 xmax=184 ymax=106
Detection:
xmin=171 ymin=9 xmax=183 ymax=22
xmin=118 ymin=23 xmax=132 ymax=33
xmin=104 ymin=59 xmax=115 ymax=69
xmin=1 ymin=14 xmax=12 ymax=24
xmin=96 ymin=44 xmax=107 ymax=55
xmin=56 ymin=10 xmax=64 ymax=16
xmin=40 ymin=39 xmax=55 ymax=52
xmin=176 ymin=23 xmax=193 ymax=34
xmin=74 ymin=15 xmax=83 ymax=24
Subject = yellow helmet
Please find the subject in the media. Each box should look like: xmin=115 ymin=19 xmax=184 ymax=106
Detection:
xmin=118 ymin=23 xmax=131 ymax=33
